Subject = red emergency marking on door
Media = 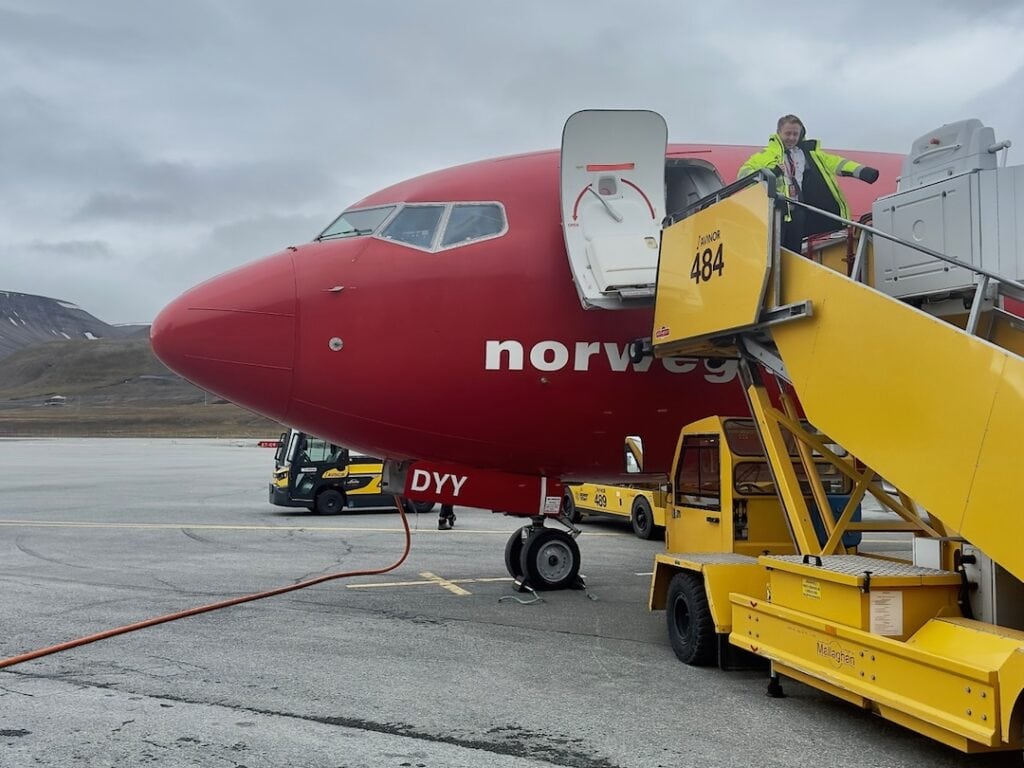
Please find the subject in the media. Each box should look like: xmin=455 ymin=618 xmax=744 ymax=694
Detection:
xmin=585 ymin=162 xmax=635 ymax=171
xmin=620 ymin=178 xmax=656 ymax=219
xmin=571 ymin=185 xmax=591 ymax=221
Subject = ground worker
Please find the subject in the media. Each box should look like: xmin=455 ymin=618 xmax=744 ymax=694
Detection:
xmin=738 ymin=114 xmax=879 ymax=252
xmin=438 ymin=504 xmax=456 ymax=530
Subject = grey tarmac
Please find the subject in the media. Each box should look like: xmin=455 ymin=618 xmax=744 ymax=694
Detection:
xmin=0 ymin=438 xmax=1004 ymax=767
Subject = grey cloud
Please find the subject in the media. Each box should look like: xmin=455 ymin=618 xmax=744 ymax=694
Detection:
xmin=0 ymin=7 xmax=145 ymax=63
xmin=2 ymin=0 xmax=1023 ymax=323
xmin=71 ymin=158 xmax=339 ymax=225
xmin=75 ymin=192 xmax=192 ymax=223
xmin=0 ymin=2 xmax=235 ymax=67
xmin=4 ymin=238 xmax=156 ymax=321
xmin=200 ymin=213 xmax=328 ymax=254
xmin=23 ymin=239 xmax=115 ymax=262
xmin=134 ymin=212 xmax=328 ymax=317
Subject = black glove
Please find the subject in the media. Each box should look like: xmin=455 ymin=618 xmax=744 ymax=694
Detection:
xmin=858 ymin=166 xmax=879 ymax=184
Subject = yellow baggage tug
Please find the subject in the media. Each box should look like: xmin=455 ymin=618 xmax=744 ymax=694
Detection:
xmin=645 ymin=119 xmax=1024 ymax=753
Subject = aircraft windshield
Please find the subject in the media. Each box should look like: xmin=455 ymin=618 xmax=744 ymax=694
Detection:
xmin=441 ymin=204 xmax=504 ymax=246
xmin=381 ymin=205 xmax=445 ymax=249
xmin=318 ymin=206 xmax=396 ymax=241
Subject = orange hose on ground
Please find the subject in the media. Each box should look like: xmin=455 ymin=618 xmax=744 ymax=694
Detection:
xmin=0 ymin=495 xmax=413 ymax=670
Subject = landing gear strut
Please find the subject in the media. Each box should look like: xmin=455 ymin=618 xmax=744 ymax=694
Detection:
xmin=503 ymin=516 xmax=583 ymax=591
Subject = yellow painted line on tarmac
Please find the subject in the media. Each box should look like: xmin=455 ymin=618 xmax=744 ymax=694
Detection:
xmin=419 ymin=571 xmax=472 ymax=596
xmin=0 ymin=519 xmax=621 ymax=535
xmin=346 ymin=574 xmax=512 ymax=595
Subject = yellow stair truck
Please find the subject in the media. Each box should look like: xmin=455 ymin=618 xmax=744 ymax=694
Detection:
xmin=642 ymin=118 xmax=1024 ymax=754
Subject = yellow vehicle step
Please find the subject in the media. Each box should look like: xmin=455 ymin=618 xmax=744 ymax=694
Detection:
xmin=731 ymin=596 xmax=1024 ymax=753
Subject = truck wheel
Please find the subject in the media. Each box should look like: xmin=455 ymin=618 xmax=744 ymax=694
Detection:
xmin=628 ymin=339 xmax=647 ymax=364
xmin=504 ymin=527 xmax=528 ymax=580
xmin=519 ymin=528 xmax=580 ymax=590
xmin=631 ymin=497 xmax=656 ymax=540
xmin=315 ymin=489 xmax=344 ymax=515
xmin=666 ymin=572 xmax=715 ymax=666
xmin=562 ymin=493 xmax=581 ymax=523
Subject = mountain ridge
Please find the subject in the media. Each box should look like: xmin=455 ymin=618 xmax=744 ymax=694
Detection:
xmin=0 ymin=291 xmax=281 ymax=437
xmin=0 ymin=290 xmax=147 ymax=360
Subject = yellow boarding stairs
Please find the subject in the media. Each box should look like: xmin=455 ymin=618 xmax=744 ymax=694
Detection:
xmin=650 ymin=170 xmax=1024 ymax=752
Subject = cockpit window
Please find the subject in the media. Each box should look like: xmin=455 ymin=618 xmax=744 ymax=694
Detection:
xmin=441 ymin=203 xmax=505 ymax=247
xmin=381 ymin=205 xmax=445 ymax=249
xmin=318 ymin=206 xmax=396 ymax=241
xmin=317 ymin=201 xmax=507 ymax=252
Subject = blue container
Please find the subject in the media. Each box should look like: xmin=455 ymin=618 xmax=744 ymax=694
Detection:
xmin=808 ymin=494 xmax=862 ymax=548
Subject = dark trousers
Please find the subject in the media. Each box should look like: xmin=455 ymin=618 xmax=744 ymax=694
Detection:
xmin=781 ymin=205 xmax=805 ymax=253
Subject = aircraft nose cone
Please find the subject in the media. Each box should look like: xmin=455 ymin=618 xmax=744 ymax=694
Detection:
xmin=151 ymin=252 xmax=296 ymax=422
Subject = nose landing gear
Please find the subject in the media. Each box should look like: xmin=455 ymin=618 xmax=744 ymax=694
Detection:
xmin=503 ymin=516 xmax=584 ymax=591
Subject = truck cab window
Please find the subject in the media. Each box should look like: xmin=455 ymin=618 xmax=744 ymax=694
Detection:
xmin=675 ymin=435 xmax=720 ymax=510
xmin=303 ymin=438 xmax=332 ymax=463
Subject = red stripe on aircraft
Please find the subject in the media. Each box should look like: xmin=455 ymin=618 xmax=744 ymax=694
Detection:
xmin=585 ymin=162 xmax=636 ymax=171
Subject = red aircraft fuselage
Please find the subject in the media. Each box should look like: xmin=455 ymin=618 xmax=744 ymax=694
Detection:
xmin=151 ymin=143 xmax=902 ymax=511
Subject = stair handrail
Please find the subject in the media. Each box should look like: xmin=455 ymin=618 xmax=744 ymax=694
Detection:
xmin=783 ymin=195 xmax=1024 ymax=295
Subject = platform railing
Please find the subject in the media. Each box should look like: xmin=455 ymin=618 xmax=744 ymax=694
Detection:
xmin=781 ymin=195 xmax=1024 ymax=337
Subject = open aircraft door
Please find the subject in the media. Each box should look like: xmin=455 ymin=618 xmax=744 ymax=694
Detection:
xmin=561 ymin=110 xmax=667 ymax=310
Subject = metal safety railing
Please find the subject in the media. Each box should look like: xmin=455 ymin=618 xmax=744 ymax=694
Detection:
xmin=662 ymin=169 xmax=773 ymax=228
xmin=783 ymin=195 xmax=1024 ymax=337
xmin=670 ymin=173 xmax=1024 ymax=299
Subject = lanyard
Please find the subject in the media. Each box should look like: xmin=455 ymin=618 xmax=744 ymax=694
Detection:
xmin=785 ymin=149 xmax=801 ymax=198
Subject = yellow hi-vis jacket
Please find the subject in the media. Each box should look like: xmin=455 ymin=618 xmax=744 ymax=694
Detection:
xmin=738 ymin=134 xmax=863 ymax=236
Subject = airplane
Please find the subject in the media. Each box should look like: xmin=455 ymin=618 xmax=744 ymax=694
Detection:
xmin=151 ymin=110 xmax=904 ymax=588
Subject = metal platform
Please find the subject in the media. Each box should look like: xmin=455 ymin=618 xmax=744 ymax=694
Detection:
xmin=663 ymin=551 xmax=758 ymax=565
xmin=763 ymin=554 xmax=956 ymax=579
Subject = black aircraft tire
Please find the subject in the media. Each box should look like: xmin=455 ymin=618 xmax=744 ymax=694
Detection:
xmin=504 ymin=527 xmax=528 ymax=580
xmin=631 ymin=497 xmax=656 ymax=540
xmin=666 ymin=572 xmax=716 ymax=666
xmin=315 ymin=489 xmax=345 ymax=515
xmin=519 ymin=528 xmax=580 ymax=591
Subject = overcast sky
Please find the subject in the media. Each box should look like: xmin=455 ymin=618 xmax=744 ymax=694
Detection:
xmin=2 ymin=0 xmax=1022 ymax=324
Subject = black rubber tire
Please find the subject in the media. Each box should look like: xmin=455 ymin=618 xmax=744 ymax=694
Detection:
xmin=631 ymin=497 xmax=656 ymax=540
xmin=315 ymin=488 xmax=345 ymax=515
xmin=666 ymin=572 xmax=716 ymax=666
xmin=519 ymin=528 xmax=580 ymax=591
xmin=562 ymin=493 xmax=581 ymax=523
xmin=504 ymin=527 xmax=528 ymax=580
xmin=628 ymin=339 xmax=647 ymax=365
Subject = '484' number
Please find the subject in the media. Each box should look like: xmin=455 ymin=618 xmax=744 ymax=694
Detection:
xmin=690 ymin=243 xmax=724 ymax=284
